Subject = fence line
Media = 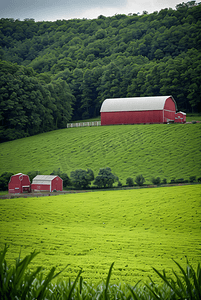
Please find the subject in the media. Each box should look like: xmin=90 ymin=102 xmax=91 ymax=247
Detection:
xmin=67 ymin=121 xmax=101 ymax=128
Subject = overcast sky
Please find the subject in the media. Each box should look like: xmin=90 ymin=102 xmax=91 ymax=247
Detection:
xmin=0 ymin=0 xmax=199 ymax=22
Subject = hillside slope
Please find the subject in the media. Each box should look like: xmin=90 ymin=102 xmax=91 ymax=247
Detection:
xmin=0 ymin=123 xmax=200 ymax=184
xmin=0 ymin=185 xmax=200 ymax=284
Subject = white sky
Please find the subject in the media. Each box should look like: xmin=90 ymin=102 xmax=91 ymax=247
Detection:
xmin=0 ymin=0 xmax=199 ymax=21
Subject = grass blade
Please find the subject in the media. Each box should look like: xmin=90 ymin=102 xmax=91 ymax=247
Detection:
xmin=66 ymin=268 xmax=82 ymax=300
xmin=173 ymin=259 xmax=193 ymax=299
xmin=36 ymin=266 xmax=56 ymax=299
xmin=104 ymin=262 xmax=114 ymax=300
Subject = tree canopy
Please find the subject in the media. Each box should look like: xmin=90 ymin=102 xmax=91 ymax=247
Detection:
xmin=93 ymin=167 xmax=119 ymax=188
xmin=0 ymin=1 xmax=201 ymax=141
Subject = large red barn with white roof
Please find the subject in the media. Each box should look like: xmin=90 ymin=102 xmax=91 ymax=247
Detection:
xmin=100 ymin=96 xmax=177 ymax=125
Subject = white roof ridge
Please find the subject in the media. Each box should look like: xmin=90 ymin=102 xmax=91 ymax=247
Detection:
xmin=100 ymin=96 xmax=176 ymax=112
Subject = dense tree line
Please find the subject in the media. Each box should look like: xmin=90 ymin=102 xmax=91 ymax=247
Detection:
xmin=0 ymin=61 xmax=74 ymax=141
xmin=0 ymin=1 xmax=201 ymax=141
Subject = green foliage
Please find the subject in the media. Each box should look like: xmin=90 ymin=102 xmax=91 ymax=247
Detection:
xmin=175 ymin=178 xmax=188 ymax=183
xmin=0 ymin=185 xmax=200 ymax=284
xmin=0 ymin=172 xmax=14 ymax=191
xmin=189 ymin=175 xmax=196 ymax=182
xmin=135 ymin=174 xmax=145 ymax=186
xmin=0 ymin=245 xmax=71 ymax=300
xmin=149 ymin=259 xmax=201 ymax=300
xmin=1 ymin=3 xmax=201 ymax=128
xmin=93 ymin=167 xmax=118 ymax=188
xmin=117 ymin=181 xmax=122 ymax=187
xmin=151 ymin=176 xmax=161 ymax=185
xmin=70 ymin=168 xmax=94 ymax=189
xmin=126 ymin=177 xmax=134 ymax=186
xmin=0 ymin=123 xmax=200 ymax=185
xmin=1 ymin=245 xmax=201 ymax=299
xmin=27 ymin=171 xmax=40 ymax=183
xmin=0 ymin=60 xmax=74 ymax=142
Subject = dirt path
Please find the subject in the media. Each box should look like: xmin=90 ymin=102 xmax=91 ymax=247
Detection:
xmin=0 ymin=183 xmax=200 ymax=199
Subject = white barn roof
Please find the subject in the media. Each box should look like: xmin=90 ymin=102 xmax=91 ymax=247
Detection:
xmin=32 ymin=175 xmax=57 ymax=185
xmin=100 ymin=96 xmax=176 ymax=112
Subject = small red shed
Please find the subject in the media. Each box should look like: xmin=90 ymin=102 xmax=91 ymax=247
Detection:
xmin=31 ymin=175 xmax=63 ymax=192
xmin=8 ymin=173 xmax=31 ymax=193
xmin=100 ymin=96 xmax=177 ymax=125
xmin=175 ymin=111 xmax=186 ymax=123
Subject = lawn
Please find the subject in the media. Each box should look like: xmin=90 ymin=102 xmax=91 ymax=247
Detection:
xmin=0 ymin=123 xmax=200 ymax=185
xmin=186 ymin=113 xmax=201 ymax=122
xmin=0 ymin=185 xmax=200 ymax=285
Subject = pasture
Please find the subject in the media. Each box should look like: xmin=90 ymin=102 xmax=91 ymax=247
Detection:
xmin=0 ymin=185 xmax=200 ymax=285
xmin=0 ymin=123 xmax=201 ymax=185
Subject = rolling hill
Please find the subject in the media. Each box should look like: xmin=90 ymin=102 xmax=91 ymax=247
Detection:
xmin=0 ymin=185 xmax=200 ymax=284
xmin=0 ymin=123 xmax=200 ymax=185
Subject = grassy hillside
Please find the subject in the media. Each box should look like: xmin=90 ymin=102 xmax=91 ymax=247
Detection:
xmin=0 ymin=123 xmax=200 ymax=185
xmin=0 ymin=185 xmax=200 ymax=284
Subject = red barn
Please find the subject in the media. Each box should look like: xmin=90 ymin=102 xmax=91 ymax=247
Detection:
xmin=8 ymin=173 xmax=31 ymax=193
xmin=31 ymin=175 xmax=63 ymax=192
xmin=100 ymin=96 xmax=177 ymax=125
xmin=175 ymin=111 xmax=186 ymax=123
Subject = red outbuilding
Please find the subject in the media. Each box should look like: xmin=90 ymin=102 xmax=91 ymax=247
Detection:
xmin=175 ymin=111 xmax=186 ymax=123
xmin=8 ymin=173 xmax=31 ymax=193
xmin=31 ymin=175 xmax=63 ymax=192
xmin=100 ymin=96 xmax=177 ymax=125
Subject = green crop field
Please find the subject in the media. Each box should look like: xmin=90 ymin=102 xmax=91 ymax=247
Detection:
xmin=0 ymin=123 xmax=201 ymax=185
xmin=0 ymin=185 xmax=200 ymax=285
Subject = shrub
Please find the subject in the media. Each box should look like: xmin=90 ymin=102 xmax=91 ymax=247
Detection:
xmin=0 ymin=172 xmax=14 ymax=191
xmin=27 ymin=171 xmax=40 ymax=183
xmin=126 ymin=177 xmax=134 ymax=186
xmin=151 ymin=176 xmax=161 ymax=185
xmin=189 ymin=176 xmax=196 ymax=183
xmin=175 ymin=178 xmax=188 ymax=183
xmin=198 ymin=177 xmax=201 ymax=182
xmin=117 ymin=181 xmax=122 ymax=187
xmin=162 ymin=178 xmax=167 ymax=184
xmin=170 ymin=178 xmax=176 ymax=184
xmin=135 ymin=174 xmax=145 ymax=186
xmin=50 ymin=168 xmax=71 ymax=187
xmin=93 ymin=167 xmax=118 ymax=188
xmin=70 ymin=169 xmax=94 ymax=189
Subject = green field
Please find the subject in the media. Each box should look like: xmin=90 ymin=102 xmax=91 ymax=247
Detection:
xmin=0 ymin=123 xmax=201 ymax=185
xmin=0 ymin=185 xmax=200 ymax=284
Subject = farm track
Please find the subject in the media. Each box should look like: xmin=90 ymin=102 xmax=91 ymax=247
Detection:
xmin=1 ymin=182 xmax=200 ymax=199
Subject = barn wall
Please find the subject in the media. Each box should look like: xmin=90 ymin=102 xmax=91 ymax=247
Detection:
xmin=175 ymin=112 xmax=186 ymax=123
xmin=31 ymin=179 xmax=63 ymax=192
xmin=31 ymin=184 xmax=50 ymax=191
xmin=8 ymin=174 xmax=30 ymax=193
xmin=8 ymin=184 xmax=21 ymax=193
xmin=163 ymin=97 xmax=176 ymax=122
xmin=52 ymin=177 xmax=63 ymax=192
xmin=101 ymin=110 xmax=163 ymax=125
xmin=164 ymin=97 xmax=176 ymax=111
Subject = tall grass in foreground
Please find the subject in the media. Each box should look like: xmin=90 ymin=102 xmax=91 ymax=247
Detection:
xmin=1 ymin=245 xmax=200 ymax=299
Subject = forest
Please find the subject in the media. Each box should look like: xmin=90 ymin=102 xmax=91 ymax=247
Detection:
xmin=0 ymin=1 xmax=201 ymax=141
